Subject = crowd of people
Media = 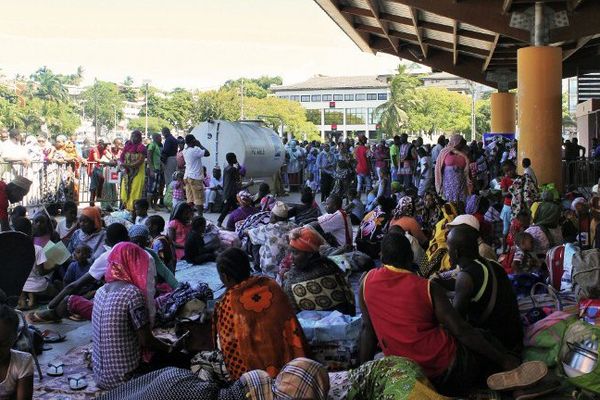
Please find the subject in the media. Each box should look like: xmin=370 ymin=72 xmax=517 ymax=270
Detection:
xmin=1 ymin=126 xmax=600 ymax=399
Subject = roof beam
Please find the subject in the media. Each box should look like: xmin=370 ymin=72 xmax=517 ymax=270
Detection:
xmin=355 ymin=24 xmax=385 ymax=35
xmin=483 ymin=34 xmax=500 ymax=71
xmin=409 ymin=7 xmax=428 ymax=58
xmin=563 ymin=35 xmax=597 ymax=60
xmin=570 ymin=0 xmax=586 ymax=11
xmin=340 ymin=6 xmax=374 ymax=18
xmin=379 ymin=13 xmax=412 ymax=26
xmin=453 ymin=20 xmax=459 ymax=65
xmin=314 ymin=0 xmax=374 ymax=53
xmin=388 ymin=0 xmax=530 ymax=42
xmin=551 ymin=4 xmax=600 ymax=43
xmin=502 ymin=0 xmax=513 ymax=13
xmin=364 ymin=0 xmax=399 ymax=55
xmin=425 ymin=38 xmax=490 ymax=57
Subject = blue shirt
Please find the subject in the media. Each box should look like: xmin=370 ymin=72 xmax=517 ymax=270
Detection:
xmin=64 ymin=260 xmax=91 ymax=285
xmin=316 ymin=151 xmax=336 ymax=175
xmin=161 ymin=134 xmax=178 ymax=160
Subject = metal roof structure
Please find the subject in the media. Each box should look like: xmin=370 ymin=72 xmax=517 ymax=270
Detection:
xmin=272 ymin=74 xmax=390 ymax=91
xmin=314 ymin=0 xmax=600 ymax=89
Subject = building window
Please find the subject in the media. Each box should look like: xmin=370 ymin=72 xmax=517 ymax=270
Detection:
xmin=311 ymin=95 xmax=321 ymax=102
xmin=378 ymin=93 xmax=388 ymax=101
xmin=333 ymin=94 xmax=343 ymax=101
xmin=355 ymin=93 xmax=365 ymax=101
xmin=306 ymin=109 xmax=321 ymax=125
xmin=367 ymin=93 xmax=377 ymax=100
xmin=301 ymin=95 xmax=310 ymax=102
xmin=324 ymin=109 xmax=344 ymax=125
xmin=322 ymin=94 xmax=332 ymax=101
xmin=344 ymin=94 xmax=354 ymax=101
xmin=368 ymin=108 xmax=384 ymax=124
xmin=278 ymin=95 xmax=289 ymax=100
xmin=290 ymin=95 xmax=300 ymax=102
xmin=345 ymin=108 xmax=365 ymax=125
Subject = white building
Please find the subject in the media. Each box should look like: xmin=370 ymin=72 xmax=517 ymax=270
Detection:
xmin=271 ymin=75 xmax=391 ymax=141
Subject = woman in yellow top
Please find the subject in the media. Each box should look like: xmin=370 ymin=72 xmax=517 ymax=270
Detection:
xmin=119 ymin=130 xmax=147 ymax=210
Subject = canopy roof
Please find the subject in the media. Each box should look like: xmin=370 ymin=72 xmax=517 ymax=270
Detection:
xmin=315 ymin=0 xmax=600 ymax=89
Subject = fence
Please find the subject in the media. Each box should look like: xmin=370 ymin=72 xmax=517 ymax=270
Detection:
xmin=0 ymin=161 xmax=121 ymax=210
xmin=562 ymin=159 xmax=600 ymax=188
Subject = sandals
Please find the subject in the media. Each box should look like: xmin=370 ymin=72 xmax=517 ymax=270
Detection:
xmin=42 ymin=330 xmax=66 ymax=343
xmin=68 ymin=374 xmax=88 ymax=390
xmin=47 ymin=361 xmax=64 ymax=377
xmin=27 ymin=312 xmax=61 ymax=324
xmin=487 ymin=361 xmax=548 ymax=391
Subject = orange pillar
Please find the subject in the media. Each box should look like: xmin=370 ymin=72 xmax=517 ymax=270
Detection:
xmin=517 ymin=46 xmax=562 ymax=188
xmin=491 ymin=92 xmax=516 ymax=133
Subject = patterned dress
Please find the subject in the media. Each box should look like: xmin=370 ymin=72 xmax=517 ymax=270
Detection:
xmin=247 ymin=221 xmax=297 ymax=277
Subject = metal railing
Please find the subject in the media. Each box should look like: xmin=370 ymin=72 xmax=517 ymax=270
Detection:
xmin=562 ymin=159 xmax=600 ymax=188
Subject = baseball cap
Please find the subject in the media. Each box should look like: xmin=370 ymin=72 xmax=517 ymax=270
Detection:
xmin=447 ymin=214 xmax=480 ymax=231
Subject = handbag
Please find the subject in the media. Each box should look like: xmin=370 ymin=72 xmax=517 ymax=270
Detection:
xmin=518 ymin=283 xmax=577 ymax=326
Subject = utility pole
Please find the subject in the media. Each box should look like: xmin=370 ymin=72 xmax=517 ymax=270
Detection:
xmin=240 ymin=78 xmax=245 ymax=120
xmin=143 ymin=79 xmax=150 ymax=137
xmin=94 ymin=79 xmax=98 ymax=144
xmin=469 ymin=81 xmax=477 ymax=142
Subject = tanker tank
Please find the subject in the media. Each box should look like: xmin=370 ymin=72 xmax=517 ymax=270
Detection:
xmin=189 ymin=120 xmax=285 ymax=182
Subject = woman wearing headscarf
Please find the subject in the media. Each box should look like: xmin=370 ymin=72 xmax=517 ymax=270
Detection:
xmin=434 ymin=134 xmax=472 ymax=204
xmin=92 ymin=242 xmax=179 ymax=390
xmin=67 ymin=206 xmax=107 ymax=261
xmin=97 ymin=358 xmax=329 ymax=400
xmin=390 ymin=196 xmax=428 ymax=246
xmin=419 ymin=203 xmax=458 ymax=278
xmin=416 ymin=191 xmax=443 ymax=238
xmin=525 ymin=191 xmax=562 ymax=257
xmin=286 ymin=140 xmax=305 ymax=190
xmin=283 ymin=226 xmax=355 ymax=315
xmin=63 ymin=139 xmax=82 ymax=203
xmin=88 ymin=138 xmax=109 ymax=206
xmin=225 ymin=190 xmax=258 ymax=232
xmin=32 ymin=210 xmax=60 ymax=248
xmin=356 ymin=196 xmax=396 ymax=260
xmin=120 ymin=130 xmax=147 ymax=211
xmin=212 ymin=248 xmax=309 ymax=382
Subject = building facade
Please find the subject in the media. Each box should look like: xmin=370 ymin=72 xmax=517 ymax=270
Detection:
xmin=271 ymin=75 xmax=391 ymax=141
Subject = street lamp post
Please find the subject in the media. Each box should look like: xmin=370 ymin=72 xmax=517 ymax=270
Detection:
xmin=143 ymin=80 xmax=151 ymax=137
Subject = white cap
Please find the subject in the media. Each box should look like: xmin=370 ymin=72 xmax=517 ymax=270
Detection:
xmin=447 ymin=214 xmax=480 ymax=231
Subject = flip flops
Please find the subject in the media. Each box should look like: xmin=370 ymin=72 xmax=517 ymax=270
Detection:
xmin=487 ymin=361 xmax=548 ymax=391
xmin=68 ymin=374 xmax=88 ymax=390
xmin=41 ymin=330 xmax=66 ymax=343
xmin=47 ymin=361 xmax=64 ymax=377
xmin=27 ymin=312 xmax=61 ymax=324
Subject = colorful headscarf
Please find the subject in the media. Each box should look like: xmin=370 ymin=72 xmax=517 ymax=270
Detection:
xmin=465 ymin=194 xmax=481 ymax=215
xmin=394 ymin=196 xmax=414 ymax=219
xmin=243 ymin=358 xmax=329 ymax=400
xmin=571 ymin=197 xmax=586 ymax=211
xmin=237 ymin=190 xmax=253 ymax=207
xmin=289 ymin=226 xmax=325 ymax=253
xmin=106 ymin=242 xmax=156 ymax=324
xmin=434 ymin=134 xmax=472 ymax=196
xmin=534 ymin=201 xmax=561 ymax=229
xmin=81 ymin=206 xmax=102 ymax=231
xmin=419 ymin=202 xmax=458 ymax=277
xmin=128 ymin=224 xmax=150 ymax=239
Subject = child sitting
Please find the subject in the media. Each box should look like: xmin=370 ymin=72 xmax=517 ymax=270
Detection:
xmin=63 ymin=245 xmax=93 ymax=289
xmin=0 ymin=293 xmax=33 ymax=399
xmin=9 ymin=206 xmax=27 ymax=231
xmin=56 ymin=201 xmax=78 ymax=243
xmin=184 ymin=216 xmax=216 ymax=265
xmin=146 ymin=215 xmax=176 ymax=273
xmin=346 ymin=189 xmax=365 ymax=225
xmin=15 ymin=218 xmax=52 ymax=310
xmin=512 ymin=232 xmax=541 ymax=274
xmin=168 ymin=202 xmax=193 ymax=260
xmin=133 ymin=198 xmax=150 ymax=225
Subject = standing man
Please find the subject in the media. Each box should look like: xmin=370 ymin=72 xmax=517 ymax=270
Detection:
xmin=389 ymin=135 xmax=400 ymax=182
xmin=160 ymin=127 xmax=178 ymax=189
xmin=354 ymin=136 xmax=371 ymax=195
xmin=397 ymin=133 xmax=417 ymax=188
xmin=146 ymin=133 xmax=164 ymax=210
xmin=316 ymin=144 xmax=336 ymax=203
xmin=0 ymin=176 xmax=32 ymax=231
xmin=431 ymin=135 xmax=446 ymax=165
xmin=182 ymin=134 xmax=209 ymax=216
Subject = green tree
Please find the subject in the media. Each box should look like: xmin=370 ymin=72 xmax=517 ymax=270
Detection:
xmin=30 ymin=66 xmax=69 ymax=103
xmin=407 ymin=87 xmax=471 ymax=137
xmin=128 ymin=116 xmax=172 ymax=134
xmin=475 ymin=97 xmax=491 ymax=137
xmin=563 ymin=91 xmax=576 ymax=128
xmin=375 ymin=65 xmax=421 ymax=135
xmin=82 ymin=80 xmax=124 ymax=132
xmin=222 ymin=76 xmax=283 ymax=99
xmin=120 ymin=76 xmax=138 ymax=102
xmin=194 ymin=89 xmax=241 ymax=123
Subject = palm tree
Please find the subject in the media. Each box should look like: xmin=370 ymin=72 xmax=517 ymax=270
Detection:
xmin=31 ymin=67 xmax=68 ymax=103
xmin=374 ymin=64 xmax=422 ymax=135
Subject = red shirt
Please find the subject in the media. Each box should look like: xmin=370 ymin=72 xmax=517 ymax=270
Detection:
xmin=0 ymin=181 xmax=8 ymax=222
xmin=500 ymin=176 xmax=514 ymax=206
xmin=354 ymin=145 xmax=370 ymax=175
xmin=364 ymin=266 xmax=456 ymax=378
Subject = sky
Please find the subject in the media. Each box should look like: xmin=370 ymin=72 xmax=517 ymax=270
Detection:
xmin=0 ymin=0 xmax=402 ymax=90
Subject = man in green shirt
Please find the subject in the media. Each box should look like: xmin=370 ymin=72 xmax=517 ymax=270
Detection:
xmin=389 ymin=135 xmax=400 ymax=182
xmin=146 ymin=133 xmax=164 ymax=209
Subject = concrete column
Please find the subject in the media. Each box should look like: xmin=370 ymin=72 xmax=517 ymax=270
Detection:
xmin=490 ymin=92 xmax=516 ymax=133
xmin=517 ymin=46 xmax=562 ymax=188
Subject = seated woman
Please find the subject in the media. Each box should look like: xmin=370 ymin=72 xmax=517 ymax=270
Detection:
xmin=525 ymin=192 xmax=562 ymax=258
xmin=283 ymin=227 xmax=355 ymax=316
xmin=253 ymin=182 xmax=276 ymax=212
xmin=390 ymin=196 xmax=428 ymax=247
xmin=355 ymin=196 xmax=396 ymax=260
xmin=68 ymin=206 xmax=107 ymax=261
xmin=225 ymin=190 xmax=258 ymax=231
xmin=213 ymin=248 xmax=308 ymax=380
xmin=92 ymin=242 xmax=183 ymax=390
xmin=32 ymin=211 xmax=61 ymax=248
xmin=184 ymin=216 xmax=216 ymax=265
xmin=288 ymin=186 xmax=321 ymax=226
xmin=97 ymin=358 xmax=329 ymax=400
